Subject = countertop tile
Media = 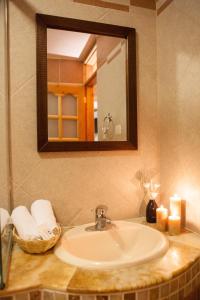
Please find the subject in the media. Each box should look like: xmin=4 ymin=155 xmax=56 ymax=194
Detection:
xmin=1 ymin=219 xmax=200 ymax=296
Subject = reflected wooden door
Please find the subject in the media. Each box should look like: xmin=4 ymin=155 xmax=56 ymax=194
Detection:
xmin=48 ymin=83 xmax=86 ymax=141
xmin=85 ymin=86 xmax=94 ymax=141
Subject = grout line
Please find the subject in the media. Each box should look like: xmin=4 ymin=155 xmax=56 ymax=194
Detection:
xmin=13 ymin=160 xmax=41 ymax=192
xmin=11 ymin=74 xmax=35 ymax=98
xmin=157 ymin=0 xmax=174 ymax=16
xmin=96 ymin=10 xmax=109 ymax=21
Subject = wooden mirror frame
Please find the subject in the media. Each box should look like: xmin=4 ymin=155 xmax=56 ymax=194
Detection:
xmin=36 ymin=13 xmax=137 ymax=152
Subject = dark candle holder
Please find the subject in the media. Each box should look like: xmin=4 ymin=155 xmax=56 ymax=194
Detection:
xmin=146 ymin=199 xmax=158 ymax=223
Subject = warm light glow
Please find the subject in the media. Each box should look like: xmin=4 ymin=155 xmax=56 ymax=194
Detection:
xmin=168 ymin=215 xmax=181 ymax=235
xmin=171 ymin=249 xmax=180 ymax=264
xmin=156 ymin=206 xmax=168 ymax=231
xmin=143 ymin=183 xmax=150 ymax=189
xmin=170 ymin=194 xmax=181 ymax=217
xmin=170 ymin=194 xmax=181 ymax=201
xmin=169 ymin=215 xmax=180 ymax=221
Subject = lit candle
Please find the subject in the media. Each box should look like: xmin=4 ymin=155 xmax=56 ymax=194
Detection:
xmin=168 ymin=215 xmax=181 ymax=235
xmin=156 ymin=205 xmax=168 ymax=231
xmin=170 ymin=194 xmax=181 ymax=217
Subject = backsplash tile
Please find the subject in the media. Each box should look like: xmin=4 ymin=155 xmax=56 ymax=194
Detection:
xmin=160 ymin=283 xmax=169 ymax=297
xmin=109 ymin=295 xmax=123 ymax=300
xmin=136 ymin=290 xmax=148 ymax=300
xmin=68 ymin=295 xmax=80 ymax=300
xmin=169 ymin=293 xmax=178 ymax=300
xmin=30 ymin=291 xmax=41 ymax=300
xmin=186 ymin=269 xmax=191 ymax=283
xmin=15 ymin=293 xmax=29 ymax=300
xmin=149 ymin=288 xmax=159 ymax=300
xmin=81 ymin=295 xmax=95 ymax=300
xmin=43 ymin=292 xmax=54 ymax=300
xmin=184 ymin=283 xmax=192 ymax=297
xmin=170 ymin=279 xmax=178 ymax=294
xmin=54 ymin=293 xmax=67 ymax=300
xmin=123 ymin=293 xmax=135 ymax=300
xmin=178 ymin=273 xmax=186 ymax=287
xmin=96 ymin=296 xmax=108 ymax=300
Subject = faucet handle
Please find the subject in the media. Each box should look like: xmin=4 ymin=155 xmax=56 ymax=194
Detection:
xmin=95 ymin=205 xmax=108 ymax=217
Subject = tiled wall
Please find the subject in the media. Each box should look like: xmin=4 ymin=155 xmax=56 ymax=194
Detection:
xmin=8 ymin=0 xmax=158 ymax=225
xmin=2 ymin=0 xmax=200 ymax=233
xmin=0 ymin=0 xmax=10 ymax=210
xmin=157 ymin=0 xmax=200 ymax=233
xmin=1 ymin=258 xmax=200 ymax=300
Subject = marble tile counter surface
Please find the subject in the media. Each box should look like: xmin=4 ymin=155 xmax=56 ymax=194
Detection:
xmin=1 ymin=218 xmax=200 ymax=296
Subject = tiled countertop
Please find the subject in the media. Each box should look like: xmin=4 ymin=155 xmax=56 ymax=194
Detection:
xmin=1 ymin=218 xmax=200 ymax=296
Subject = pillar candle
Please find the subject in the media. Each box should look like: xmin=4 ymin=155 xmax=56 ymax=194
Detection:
xmin=170 ymin=194 xmax=181 ymax=217
xmin=168 ymin=215 xmax=181 ymax=235
xmin=156 ymin=206 xmax=168 ymax=231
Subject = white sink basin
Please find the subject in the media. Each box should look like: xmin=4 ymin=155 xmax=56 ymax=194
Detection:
xmin=54 ymin=221 xmax=169 ymax=269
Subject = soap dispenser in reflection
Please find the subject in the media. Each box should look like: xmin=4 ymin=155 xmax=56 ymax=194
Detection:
xmin=144 ymin=182 xmax=160 ymax=223
xmin=102 ymin=113 xmax=113 ymax=140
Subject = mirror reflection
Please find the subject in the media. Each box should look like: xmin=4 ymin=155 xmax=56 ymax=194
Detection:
xmin=47 ymin=29 xmax=127 ymax=142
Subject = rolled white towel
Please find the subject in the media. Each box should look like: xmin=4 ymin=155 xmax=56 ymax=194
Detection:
xmin=31 ymin=199 xmax=57 ymax=232
xmin=11 ymin=206 xmax=40 ymax=240
xmin=0 ymin=208 xmax=10 ymax=233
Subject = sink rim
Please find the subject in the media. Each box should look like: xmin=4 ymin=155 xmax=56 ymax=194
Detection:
xmin=54 ymin=220 xmax=169 ymax=269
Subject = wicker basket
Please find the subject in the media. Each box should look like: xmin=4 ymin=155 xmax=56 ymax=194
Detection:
xmin=13 ymin=225 xmax=61 ymax=254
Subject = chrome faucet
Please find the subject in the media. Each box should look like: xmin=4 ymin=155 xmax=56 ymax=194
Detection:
xmin=95 ymin=205 xmax=111 ymax=231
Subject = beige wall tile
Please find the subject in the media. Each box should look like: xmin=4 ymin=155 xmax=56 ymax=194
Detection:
xmin=0 ymin=186 xmax=10 ymax=210
xmin=0 ymin=0 xmax=10 ymax=210
xmin=157 ymin=0 xmax=200 ymax=233
xmin=8 ymin=0 xmax=158 ymax=225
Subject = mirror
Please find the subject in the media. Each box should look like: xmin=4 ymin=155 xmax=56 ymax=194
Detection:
xmin=37 ymin=14 xmax=137 ymax=151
